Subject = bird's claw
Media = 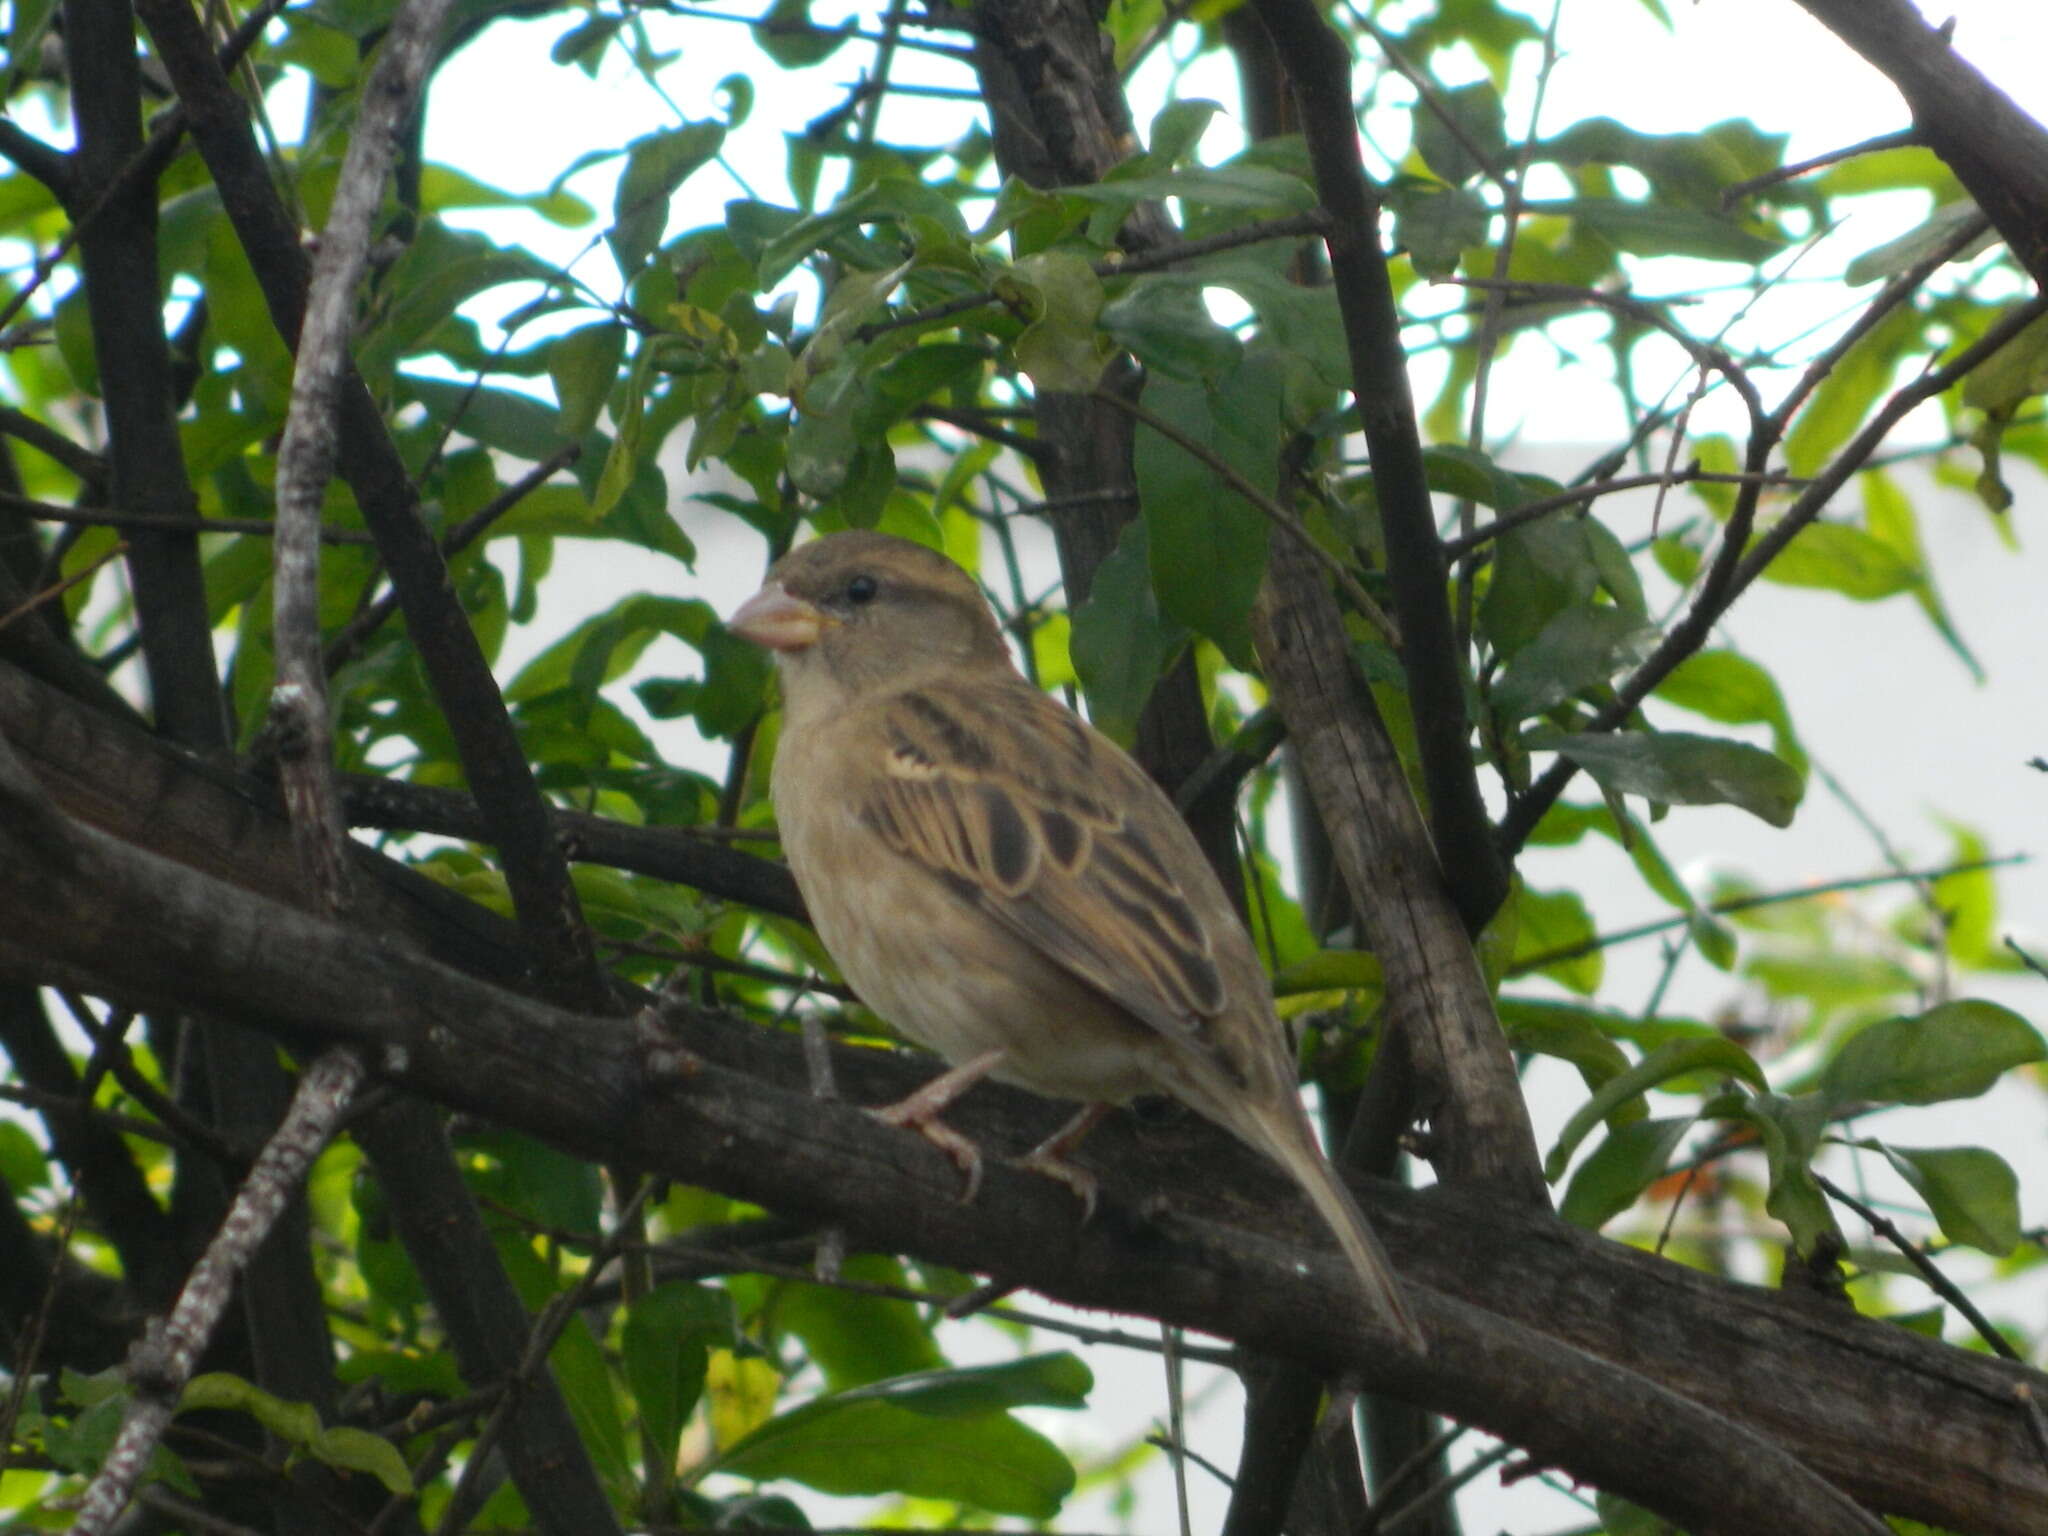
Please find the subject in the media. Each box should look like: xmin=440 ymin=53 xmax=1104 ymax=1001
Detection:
xmin=868 ymin=1100 xmax=985 ymax=1203
xmin=1013 ymin=1145 xmax=1098 ymax=1222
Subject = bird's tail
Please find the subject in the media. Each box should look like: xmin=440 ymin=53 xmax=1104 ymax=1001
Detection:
xmin=1235 ymin=1094 xmax=1426 ymax=1352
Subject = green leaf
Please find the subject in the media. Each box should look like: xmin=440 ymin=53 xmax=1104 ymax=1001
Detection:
xmin=1135 ymin=352 xmax=1280 ymax=665
xmin=1844 ymin=200 xmax=1995 ymax=285
xmin=717 ymin=1398 xmax=1075 ymax=1516
xmin=1099 ymin=275 xmax=1243 ymax=381
xmin=1927 ymin=820 xmax=2000 ymax=969
xmin=180 ymin=1374 xmax=320 ymax=1446
xmin=1539 ymin=116 xmax=1773 ymax=209
xmin=1005 ymin=250 xmax=1113 ymax=394
xmin=357 ymin=222 xmax=554 ymax=383
xmin=1653 ymin=649 xmax=1805 ymax=774
xmin=1785 ymin=307 xmax=1917 ymax=476
xmin=54 ymin=284 xmax=98 ymax=395
xmin=1960 ymin=308 xmax=2048 ymax=414
xmin=1506 ymin=883 xmax=1604 ymax=996
xmin=0 ymin=1122 xmax=47 ymax=1191
xmin=1860 ymin=1141 xmax=2022 ymax=1256
xmin=825 ymin=1352 xmax=1093 ymax=1416
xmin=549 ymin=1309 xmax=634 ymax=1502
xmin=419 ymin=162 xmax=593 ymax=227
xmin=1732 ymin=1092 xmax=1839 ymax=1255
xmin=1389 ymin=183 xmax=1489 ymax=278
xmin=1560 ymin=1116 xmax=1695 ymax=1230
xmin=1502 ymin=1008 xmax=1633 ymax=1092
xmin=713 ymin=1356 xmax=1089 ymax=1516
xmin=1190 ymin=258 xmax=1351 ymax=390
xmin=1594 ymin=1491 xmax=1674 ymax=1536
xmin=1057 ymin=162 xmax=1316 ymax=213
xmin=1758 ymin=520 xmax=1919 ymax=600
xmin=308 ymin=1426 xmax=412 ymax=1495
xmin=270 ymin=17 xmax=358 ymax=86
xmin=1398 ymin=443 xmax=1558 ymax=512
xmin=1525 ymin=729 xmax=1804 ymax=828
xmin=1861 ymin=468 xmax=1981 ymax=680
xmin=1821 ymin=999 xmax=2045 ymax=1108
xmin=1413 ymin=81 xmax=1506 ymax=184
xmin=1491 ymin=605 xmax=1657 ymax=721
xmin=1478 ymin=517 xmax=1599 ymax=660
xmin=1545 ymin=1036 xmax=1766 ymax=1182
xmin=772 ymin=1257 xmax=943 ymax=1391
xmin=1530 ymin=198 xmax=1783 ymax=263
xmin=1070 ymin=517 xmax=1188 ymax=747
xmin=609 ymin=122 xmax=725 ymax=273
xmin=625 ymin=1283 xmax=732 ymax=1468
xmin=547 ymin=323 xmax=625 ymax=439
xmin=756 ymin=0 xmax=853 ymax=67
xmin=401 ymin=374 xmax=576 ymax=460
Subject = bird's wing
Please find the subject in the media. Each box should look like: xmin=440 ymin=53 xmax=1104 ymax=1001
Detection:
xmin=855 ymin=679 xmax=1235 ymax=1048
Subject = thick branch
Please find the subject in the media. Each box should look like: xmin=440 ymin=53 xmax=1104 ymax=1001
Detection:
xmin=2 ymin=794 xmax=2037 ymax=1533
xmin=1787 ymin=0 xmax=2048 ymax=288
xmin=1252 ymin=533 xmax=1543 ymax=1201
xmin=353 ymin=1100 xmax=627 ymax=1536
xmin=1254 ymin=0 xmax=1508 ymax=931
xmin=61 ymin=0 xmax=221 ymax=750
xmin=137 ymin=0 xmax=605 ymax=1009
xmin=269 ymin=0 xmax=459 ymax=915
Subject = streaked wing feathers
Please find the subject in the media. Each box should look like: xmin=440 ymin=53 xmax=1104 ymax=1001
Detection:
xmin=860 ymin=681 xmax=1229 ymax=1044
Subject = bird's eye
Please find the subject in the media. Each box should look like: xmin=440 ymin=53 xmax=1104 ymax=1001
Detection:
xmin=844 ymin=574 xmax=879 ymax=605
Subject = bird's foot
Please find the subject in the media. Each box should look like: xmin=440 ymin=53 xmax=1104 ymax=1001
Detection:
xmin=1013 ymin=1103 xmax=1110 ymax=1222
xmin=868 ymin=1101 xmax=985 ymax=1201
xmin=869 ymin=1048 xmax=1007 ymax=1203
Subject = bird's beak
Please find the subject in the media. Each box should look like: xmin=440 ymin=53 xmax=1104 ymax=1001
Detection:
xmin=729 ymin=581 xmax=825 ymax=652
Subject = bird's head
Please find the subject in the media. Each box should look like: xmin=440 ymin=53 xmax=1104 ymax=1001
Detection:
xmin=728 ymin=531 xmax=1013 ymax=704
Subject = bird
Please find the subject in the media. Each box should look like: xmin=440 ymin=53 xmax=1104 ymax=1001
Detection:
xmin=728 ymin=529 xmax=1423 ymax=1349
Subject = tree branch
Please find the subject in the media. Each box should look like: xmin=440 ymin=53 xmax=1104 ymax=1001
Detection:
xmin=1255 ymin=0 xmax=1508 ymax=933
xmin=4 ymin=784 xmax=2035 ymax=1532
xmin=138 ymin=0 xmax=607 ymax=1010
xmin=1251 ymin=531 xmax=1545 ymax=1202
xmin=1786 ymin=0 xmax=2048 ymax=288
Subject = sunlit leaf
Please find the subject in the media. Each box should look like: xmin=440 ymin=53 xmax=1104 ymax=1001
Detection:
xmin=1821 ymin=1000 xmax=2046 ymax=1107
xmin=1545 ymin=1036 xmax=1766 ymax=1182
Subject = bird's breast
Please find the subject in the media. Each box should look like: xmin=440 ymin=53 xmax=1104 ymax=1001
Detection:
xmin=772 ymin=736 xmax=1162 ymax=1104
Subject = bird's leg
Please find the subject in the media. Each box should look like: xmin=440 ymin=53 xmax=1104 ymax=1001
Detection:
xmin=869 ymin=1048 xmax=1006 ymax=1202
xmin=1015 ymin=1103 xmax=1111 ymax=1221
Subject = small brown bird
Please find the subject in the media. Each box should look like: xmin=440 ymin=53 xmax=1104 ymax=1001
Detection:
xmin=730 ymin=530 xmax=1422 ymax=1348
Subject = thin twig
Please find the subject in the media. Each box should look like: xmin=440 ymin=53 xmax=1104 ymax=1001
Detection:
xmin=1442 ymin=468 xmax=1805 ymax=561
xmin=71 ymin=1051 xmax=366 ymax=1535
xmin=1507 ymin=855 xmax=2024 ymax=976
xmin=0 ymin=539 xmax=126 ymax=631
xmin=1720 ymin=128 xmax=1920 ymax=209
xmin=1443 ymin=277 xmax=1767 ymax=428
xmin=4 ymin=495 xmax=376 ymax=544
xmin=322 ymin=440 xmax=583 ymax=674
xmin=271 ymin=0 xmax=457 ymax=915
xmin=1816 ymin=1173 xmax=2019 ymax=1362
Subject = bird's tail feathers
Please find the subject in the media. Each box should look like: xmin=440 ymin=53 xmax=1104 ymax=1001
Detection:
xmin=1238 ymin=1097 xmax=1426 ymax=1353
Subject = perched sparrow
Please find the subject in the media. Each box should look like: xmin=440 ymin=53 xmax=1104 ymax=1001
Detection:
xmin=730 ymin=530 xmax=1422 ymax=1348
